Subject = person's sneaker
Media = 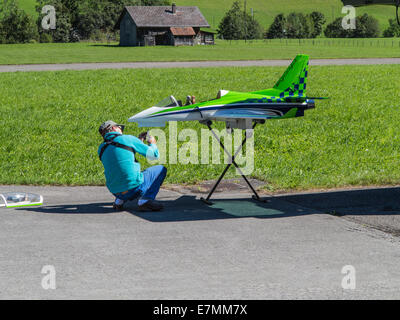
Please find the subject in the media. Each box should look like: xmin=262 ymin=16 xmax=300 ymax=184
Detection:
xmin=137 ymin=200 xmax=164 ymax=212
xmin=113 ymin=202 xmax=125 ymax=211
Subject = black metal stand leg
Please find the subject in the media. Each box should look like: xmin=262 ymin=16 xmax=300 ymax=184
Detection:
xmin=200 ymin=163 xmax=232 ymax=205
xmin=200 ymin=122 xmax=268 ymax=204
xmin=230 ymin=155 xmax=268 ymax=203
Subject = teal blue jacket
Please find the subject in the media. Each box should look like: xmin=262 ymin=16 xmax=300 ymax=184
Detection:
xmin=98 ymin=132 xmax=159 ymax=194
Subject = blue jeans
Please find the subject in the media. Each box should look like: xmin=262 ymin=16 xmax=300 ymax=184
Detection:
xmin=113 ymin=165 xmax=167 ymax=203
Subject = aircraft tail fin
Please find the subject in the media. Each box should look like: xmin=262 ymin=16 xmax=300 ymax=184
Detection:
xmin=273 ymin=54 xmax=309 ymax=96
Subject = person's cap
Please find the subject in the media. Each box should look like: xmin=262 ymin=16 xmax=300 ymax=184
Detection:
xmin=99 ymin=120 xmax=125 ymax=136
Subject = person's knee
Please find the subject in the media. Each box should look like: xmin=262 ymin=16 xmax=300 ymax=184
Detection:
xmin=160 ymin=165 xmax=167 ymax=178
xmin=150 ymin=165 xmax=167 ymax=180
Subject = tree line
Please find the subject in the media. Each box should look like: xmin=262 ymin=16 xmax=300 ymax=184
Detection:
xmin=219 ymin=1 xmax=394 ymax=40
xmin=1 ymin=0 xmax=400 ymax=44
xmin=0 ymin=0 xmax=169 ymax=43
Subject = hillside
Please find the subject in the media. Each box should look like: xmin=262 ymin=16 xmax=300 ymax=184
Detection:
xmin=176 ymin=0 xmax=395 ymax=33
xmin=17 ymin=0 xmax=37 ymax=16
xmin=18 ymin=0 xmax=396 ymax=35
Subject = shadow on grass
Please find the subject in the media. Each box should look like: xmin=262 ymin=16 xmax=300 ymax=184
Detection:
xmin=18 ymin=187 xmax=400 ymax=223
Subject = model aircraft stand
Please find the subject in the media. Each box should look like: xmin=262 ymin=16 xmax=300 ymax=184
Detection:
xmin=199 ymin=120 xmax=269 ymax=205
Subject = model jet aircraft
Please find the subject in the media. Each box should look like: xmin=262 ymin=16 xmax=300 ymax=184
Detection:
xmin=129 ymin=54 xmax=322 ymax=130
xmin=341 ymin=0 xmax=400 ymax=24
xmin=128 ymin=54 xmax=325 ymax=204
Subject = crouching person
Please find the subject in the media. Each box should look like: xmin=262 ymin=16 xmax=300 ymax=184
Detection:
xmin=98 ymin=120 xmax=167 ymax=212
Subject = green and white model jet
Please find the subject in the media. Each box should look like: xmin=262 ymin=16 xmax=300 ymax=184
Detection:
xmin=129 ymin=54 xmax=322 ymax=130
xmin=129 ymin=54 xmax=325 ymax=203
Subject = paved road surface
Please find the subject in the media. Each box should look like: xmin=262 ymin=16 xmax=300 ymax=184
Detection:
xmin=1 ymin=58 xmax=400 ymax=72
xmin=1 ymin=184 xmax=400 ymax=299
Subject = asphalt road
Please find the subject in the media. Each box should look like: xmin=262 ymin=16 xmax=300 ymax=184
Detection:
xmin=1 ymin=58 xmax=400 ymax=72
xmin=1 ymin=184 xmax=400 ymax=299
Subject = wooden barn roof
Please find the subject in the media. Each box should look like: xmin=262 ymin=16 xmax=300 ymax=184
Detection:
xmin=115 ymin=6 xmax=210 ymax=29
xmin=170 ymin=27 xmax=196 ymax=36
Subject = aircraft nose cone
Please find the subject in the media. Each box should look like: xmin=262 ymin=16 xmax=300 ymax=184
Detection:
xmin=128 ymin=114 xmax=137 ymax=122
xmin=128 ymin=109 xmax=148 ymax=122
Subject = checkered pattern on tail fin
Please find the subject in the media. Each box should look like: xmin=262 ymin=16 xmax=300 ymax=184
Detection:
xmin=274 ymin=54 xmax=309 ymax=98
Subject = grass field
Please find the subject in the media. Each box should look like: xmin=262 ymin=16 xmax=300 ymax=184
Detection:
xmin=1 ymin=38 xmax=400 ymax=65
xmin=19 ymin=0 xmax=396 ymax=32
xmin=1 ymin=64 xmax=400 ymax=191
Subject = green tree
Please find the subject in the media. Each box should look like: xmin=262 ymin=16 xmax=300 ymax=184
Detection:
xmin=285 ymin=12 xmax=310 ymax=38
xmin=36 ymin=0 xmax=170 ymax=42
xmin=244 ymin=10 xmax=263 ymax=39
xmin=36 ymin=0 xmax=74 ymax=42
xmin=265 ymin=13 xmax=286 ymax=39
xmin=383 ymin=18 xmax=400 ymax=37
xmin=218 ymin=1 xmax=262 ymax=40
xmin=265 ymin=12 xmax=325 ymax=39
xmin=0 ymin=0 xmax=38 ymax=43
xmin=324 ymin=17 xmax=346 ymax=38
xmin=217 ymin=1 xmax=244 ymax=40
xmin=309 ymin=11 xmax=326 ymax=38
xmin=77 ymin=0 xmax=138 ymax=39
xmin=355 ymin=13 xmax=379 ymax=38
xmin=324 ymin=13 xmax=379 ymax=38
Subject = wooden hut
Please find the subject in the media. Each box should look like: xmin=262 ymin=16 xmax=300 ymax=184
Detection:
xmin=115 ymin=4 xmax=214 ymax=47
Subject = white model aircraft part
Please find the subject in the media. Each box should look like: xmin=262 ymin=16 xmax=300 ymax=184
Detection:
xmin=128 ymin=107 xmax=166 ymax=127
xmin=217 ymin=90 xmax=230 ymax=98
xmin=0 ymin=193 xmax=43 ymax=208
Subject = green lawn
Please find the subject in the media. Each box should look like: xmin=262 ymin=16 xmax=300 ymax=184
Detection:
xmin=1 ymin=65 xmax=400 ymax=191
xmin=1 ymin=38 xmax=400 ymax=65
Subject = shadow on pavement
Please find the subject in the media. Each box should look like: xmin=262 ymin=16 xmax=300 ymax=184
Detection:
xmin=18 ymin=187 xmax=400 ymax=223
xmin=18 ymin=195 xmax=311 ymax=222
xmin=126 ymin=195 xmax=312 ymax=222
xmin=18 ymin=202 xmax=114 ymax=215
xmin=279 ymin=187 xmax=400 ymax=216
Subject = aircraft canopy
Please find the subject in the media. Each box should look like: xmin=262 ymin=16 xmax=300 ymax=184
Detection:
xmin=155 ymin=96 xmax=179 ymax=108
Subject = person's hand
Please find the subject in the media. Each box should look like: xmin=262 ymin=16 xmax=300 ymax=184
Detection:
xmin=147 ymin=135 xmax=156 ymax=144
xmin=138 ymin=132 xmax=148 ymax=142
